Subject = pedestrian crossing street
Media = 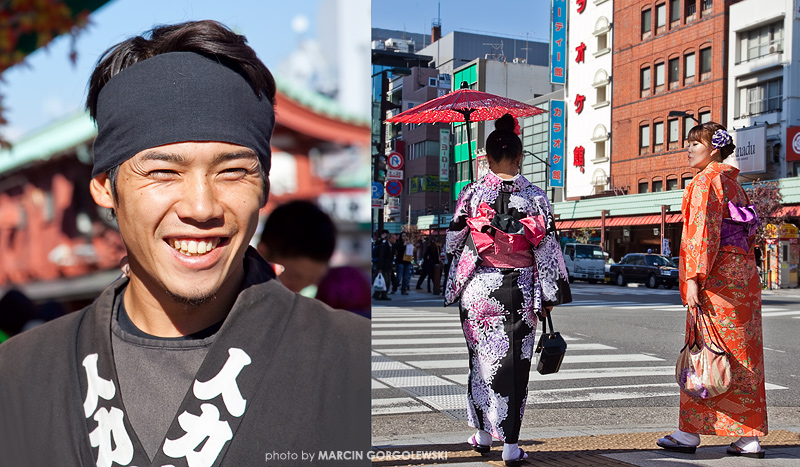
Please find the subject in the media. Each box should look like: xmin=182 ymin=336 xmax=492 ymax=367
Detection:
xmin=371 ymin=305 xmax=790 ymax=417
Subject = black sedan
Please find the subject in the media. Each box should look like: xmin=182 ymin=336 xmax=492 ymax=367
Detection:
xmin=609 ymin=253 xmax=679 ymax=289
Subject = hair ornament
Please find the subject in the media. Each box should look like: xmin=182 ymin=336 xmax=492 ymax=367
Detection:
xmin=711 ymin=129 xmax=732 ymax=149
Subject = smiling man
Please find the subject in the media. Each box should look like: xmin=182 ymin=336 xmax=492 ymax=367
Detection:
xmin=0 ymin=20 xmax=369 ymax=467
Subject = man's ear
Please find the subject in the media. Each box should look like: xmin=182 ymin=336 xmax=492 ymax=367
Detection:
xmin=90 ymin=173 xmax=115 ymax=209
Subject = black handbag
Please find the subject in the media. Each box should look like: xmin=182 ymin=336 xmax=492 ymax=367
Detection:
xmin=535 ymin=313 xmax=567 ymax=375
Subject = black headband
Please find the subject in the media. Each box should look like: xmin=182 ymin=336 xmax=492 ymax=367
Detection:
xmin=92 ymin=51 xmax=275 ymax=178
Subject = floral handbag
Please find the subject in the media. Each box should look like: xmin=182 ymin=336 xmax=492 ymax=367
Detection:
xmin=675 ymin=306 xmax=732 ymax=399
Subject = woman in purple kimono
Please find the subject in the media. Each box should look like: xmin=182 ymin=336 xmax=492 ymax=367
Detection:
xmin=445 ymin=114 xmax=571 ymax=465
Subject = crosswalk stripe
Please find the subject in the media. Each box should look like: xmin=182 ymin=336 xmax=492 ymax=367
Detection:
xmin=372 ymin=379 xmax=388 ymax=389
xmin=373 ymin=335 xmax=582 ymax=346
xmin=762 ymin=310 xmax=800 ymax=317
xmin=407 ymin=354 xmax=664 ymax=370
xmin=442 ymin=366 xmax=675 ymax=385
xmin=372 ymin=317 xmax=457 ymax=322
xmin=375 ymin=343 xmax=616 ymax=356
xmin=371 ymin=397 xmax=433 ymax=415
xmin=372 ymin=329 xmax=464 ymax=335
xmin=372 ymin=322 xmax=459 ymax=328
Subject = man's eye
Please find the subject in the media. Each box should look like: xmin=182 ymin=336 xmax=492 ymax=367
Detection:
xmin=148 ymin=170 xmax=179 ymax=179
xmin=220 ymin=168 xmax=250 ymax=178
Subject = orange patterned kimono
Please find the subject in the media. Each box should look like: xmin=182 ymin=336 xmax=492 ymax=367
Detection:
xmin=678 ymin=161 xmax=767 ymax=437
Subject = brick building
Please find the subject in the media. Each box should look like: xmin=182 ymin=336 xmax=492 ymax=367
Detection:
xmin=612 ymin=0 xmax=729 ymax=195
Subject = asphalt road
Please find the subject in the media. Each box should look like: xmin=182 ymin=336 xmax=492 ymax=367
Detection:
xmin=371 ymin=282 xmax=800 ymax=439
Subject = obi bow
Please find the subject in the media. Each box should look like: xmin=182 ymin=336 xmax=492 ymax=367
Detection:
xmin=465 ymin=202 xmax=546 ymax=255
xmin=727 ymin=201 xmax=760 ymax=237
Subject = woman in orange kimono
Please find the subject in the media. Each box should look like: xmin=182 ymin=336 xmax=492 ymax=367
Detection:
xmin=657 ymin=122 xmax=767 ymax=458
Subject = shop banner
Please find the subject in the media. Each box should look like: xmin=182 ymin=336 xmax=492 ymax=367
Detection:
xmin=549 ymin=100 xmax=565 ymax=187
xmin=729 ymin=125 xmax=766 ymax=174
xmin=550 ymin=0 xmax=567 ymax=85
xmin=787 ymin=126 xmax=800 ymax=162
xmin=439 ymin=129 xmax=450 ymax=182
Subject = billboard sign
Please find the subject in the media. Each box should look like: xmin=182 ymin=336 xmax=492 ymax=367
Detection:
xmin=439 ymin=129 xmax=450 ymax=182
xmin=549 ymin=100 xmax=565 ymax=187
xmin=550 ymin=0 xmax=567 ymax=85
xmin=729 ymin=125 xmax=766 ymax=174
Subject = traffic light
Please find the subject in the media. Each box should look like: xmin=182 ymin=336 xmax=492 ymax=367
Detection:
xmin=373 ymin=153 xmax=387 ymax=181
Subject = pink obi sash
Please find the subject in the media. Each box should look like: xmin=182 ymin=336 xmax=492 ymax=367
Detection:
xmin=466 ymin=202 xmax=546 ymax=268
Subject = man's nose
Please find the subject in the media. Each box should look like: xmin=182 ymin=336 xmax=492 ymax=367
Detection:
xmin=176 ymin=176 xmax=224 ymax=223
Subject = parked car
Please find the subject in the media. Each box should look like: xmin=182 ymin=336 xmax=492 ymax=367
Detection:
xmin=562 ymin=243 xmax=605 ymax=283
xmin=604 ymin=253 xmax=616 ymax=283
xmin=609 ymin=253 xmax=678 ymax=289
xmin=672 ymin=257 xmax=680 ymax=267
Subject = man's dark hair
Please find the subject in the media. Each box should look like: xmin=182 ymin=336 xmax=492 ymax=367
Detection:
xmin=259 ymin=201 xmax=336 ymax=262
xmin=86 ymin=20 xmax=276 ymax=203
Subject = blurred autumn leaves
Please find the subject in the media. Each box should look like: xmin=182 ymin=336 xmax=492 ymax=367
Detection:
xmin=0 ymin=0 xmax=110 ymax=145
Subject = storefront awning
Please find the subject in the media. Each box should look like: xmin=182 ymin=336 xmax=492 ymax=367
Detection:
xmin=777 ymin=205 xmax=800 ymax=217
xmin=557 ymin=213 xmax=683 ymax=229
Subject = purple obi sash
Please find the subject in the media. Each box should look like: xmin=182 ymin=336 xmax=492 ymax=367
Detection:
xmin=720 ymin=202 xmax=759 ymax=251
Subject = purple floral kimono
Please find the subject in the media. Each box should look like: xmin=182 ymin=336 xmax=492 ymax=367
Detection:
xmin=445 ymin=171 xmax=571 ymax=443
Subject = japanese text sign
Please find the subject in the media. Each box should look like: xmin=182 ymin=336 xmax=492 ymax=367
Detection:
xmin=550 ymin=0 xmax=567 ymax=85
xmin=549 ymin=100 xmax=565 ymax=187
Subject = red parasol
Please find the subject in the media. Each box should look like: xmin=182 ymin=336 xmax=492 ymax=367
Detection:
xmin=386 ymin=81 xmax=546 ymax=181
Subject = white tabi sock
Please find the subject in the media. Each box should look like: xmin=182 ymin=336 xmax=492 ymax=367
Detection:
xmin=670 ymin=430 xmax=700 ymax=447
xmin=472 ymin=429 xmax=491 ymax=446
xmin=735 ymin=436 xmax=761 ymax=452
xmin=502 ymin=443 xmax=527 ymax=461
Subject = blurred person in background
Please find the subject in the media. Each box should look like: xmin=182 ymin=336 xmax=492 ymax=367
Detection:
xmin=316 ymin=266 xmax=371 ymax=318
xmin=0 ymin=20 xmax=369 ymax=466
xmin=0 ymin=289 xmax=36 ymax=343
xmin=372 ymin=229 xmax=393 ymax=301
xmin=257 ymin=199 xmax=336 ymax=295
xmin=391 ymin=231 xmax=413 ymax=295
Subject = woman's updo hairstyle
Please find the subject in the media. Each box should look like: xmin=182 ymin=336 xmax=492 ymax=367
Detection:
xmin=485 ymin=113 xmax=522 ymax=163
xmin=687 ymin=121 xmax=736 ymax=160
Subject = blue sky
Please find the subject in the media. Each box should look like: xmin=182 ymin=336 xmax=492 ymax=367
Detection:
xmin=372 ymin=0 xmax=551 ymax=42
xmin=1 ymin=0 xmax=322 ymax=141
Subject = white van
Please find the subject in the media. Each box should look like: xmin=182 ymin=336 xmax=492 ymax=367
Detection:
xmin=562 ymin=243 xmax=605 ymax=283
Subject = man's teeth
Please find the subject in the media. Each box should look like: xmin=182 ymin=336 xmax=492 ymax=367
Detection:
xmin=171 ymin=239 xmax=220 ymax=256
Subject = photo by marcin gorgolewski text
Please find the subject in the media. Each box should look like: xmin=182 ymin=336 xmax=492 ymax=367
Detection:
xmin=264 ymin=449 xmax=449 ymax=464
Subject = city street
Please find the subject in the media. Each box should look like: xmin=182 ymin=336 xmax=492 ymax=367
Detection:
xmin=371 ymin=282 xmax=800 ymax=465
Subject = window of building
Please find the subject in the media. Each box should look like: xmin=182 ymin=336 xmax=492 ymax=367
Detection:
xmin=685 ymin=0 xmax=696 ymax=22
xmin=638 ymin=180 xmax=650 ymax=193
xmin=700 ymin=47 xmax=712 ymax=80
xmin=593 ymin=69 xmax=610 ymax=107
xmin=653 ymin=179 xmax=664 ymax=192
xmin=642 ymin=9 xmax=652 ymax=39
xmin=594 ymin=17 xmax=611 ymax=56
xmin=640 ymin=125 xmax=650 ymax=155
xmin=654 ymin=62 xmax=665 ymax=93
xmin=670 ymin=0 xmax=681 ymax=24
xmin=684 ymin=52 xmax=695 ymax=84
xmin=668 ymin=119 xmax=680 ymax=149
xmin=641 ymin=67 xmax=651 ymax=98
xmin=699 ymin=110 xmax=711 ymax=123
xmin=682 ymin=174 xmax=694 ymax=188
xmin=668 ymin=57 xmax=680 ymax=89
xmin=667 ymin=177 xmax=679 ymax=190
xmin=592 ymin=124 xmax=609 ymax=161
xmin=596 ymin=85 xmax=607 ymax=105
xmin=595 ymin=141 xmax=606 ymax=160
xmin=654 ymin=121 xmax=664 ymax=151
xmin=656 ymin=3 xmax=667 ymax=32
xmin=701 ymin=0 xmax=712 ymax=13
xmin=738 ymin=78 xmax=783 ymax=118
xmin=741 ymin=21 xmax=784 ymax=62
xmin=684 ymin=115 xmax=695 ymax=138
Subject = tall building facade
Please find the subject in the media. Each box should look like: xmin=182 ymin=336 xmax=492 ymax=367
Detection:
xmin=566 ymin=0 xmax=614 ymax=198
xmin=727 ymin=0 xmax=800 ymax=180
xmin=612 ymin=0 xmax=728 ymax=194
